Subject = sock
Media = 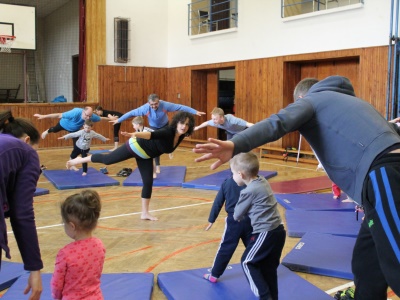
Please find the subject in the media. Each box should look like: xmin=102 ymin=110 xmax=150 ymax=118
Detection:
xmin=203 ymin=273 xmax=217 ymax=283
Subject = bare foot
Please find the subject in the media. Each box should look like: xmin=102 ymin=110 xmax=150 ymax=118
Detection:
xmin=153 ymin=172 xmax=157 ymax=178
xmin=333 ymin=195 xmax=339 ymax=199
xmin=141 ymin=213 xmax=158 ymax=221
xmin=69 ymin=166 xmax=79 ymax=171
xmin=156 ymin=166 xmax=161 ymax=174
xmin=169 ymin=153 xmax=174 ymax=159
xmin=82 ymin=172 xmax=87 ymax=176
xmin=109 ymin=147 xmax=117 ymax=152
xmin=41 ymin=130 xmax=48 ymax=139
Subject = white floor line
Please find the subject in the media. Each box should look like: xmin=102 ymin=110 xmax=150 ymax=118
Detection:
xmin=8 ymin=202 xmax=212 ymax=234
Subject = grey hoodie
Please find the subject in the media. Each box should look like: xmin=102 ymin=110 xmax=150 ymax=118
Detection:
xmin=232 ymin=76 xmax=400 ymax=203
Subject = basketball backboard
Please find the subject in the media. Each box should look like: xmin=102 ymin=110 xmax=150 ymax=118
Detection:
xmin=0 ymin=4 xmax=36 ymax=50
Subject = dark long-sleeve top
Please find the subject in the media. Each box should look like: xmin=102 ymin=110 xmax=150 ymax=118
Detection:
xmin=133 ymin=126 xmax=185 ymax=158
xmin=101 ymin=109 xmax=123 ymax=118
xmin=208 ymin=177 xmax=245 ymax=223
xmin=231 ymin=76 xmax=400 ymax=203
xmin=0 ymin=134 xmax=43 ymax=271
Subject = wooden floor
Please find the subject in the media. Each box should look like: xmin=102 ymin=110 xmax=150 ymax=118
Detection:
xmin=4 ymin=144 xmax=398 ymax=299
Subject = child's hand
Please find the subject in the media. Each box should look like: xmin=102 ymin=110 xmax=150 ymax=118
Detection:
xmin=109 ymin=119 xmax=119 ymax=125
xmin=57 ymin=136 xmax=65 ymax=140
xmin=105 ymin=138 xmax=110 ymax=141
xmin=205 ymin=223 xmax=213 ymax=231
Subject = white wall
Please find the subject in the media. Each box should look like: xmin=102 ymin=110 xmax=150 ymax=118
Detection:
xmin=105 ymin=0 xmax=168 ymax=67
xmin=44 ymin=0 xmax=79 ymax=102
xmin=106 ymin=0 xmax=391 ymax=68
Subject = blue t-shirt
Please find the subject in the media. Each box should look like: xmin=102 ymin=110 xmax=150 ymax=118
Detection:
xmin=60 ymin=108 xmax=100 ymax=132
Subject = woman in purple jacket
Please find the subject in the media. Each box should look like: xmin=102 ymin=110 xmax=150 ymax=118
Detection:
xmin=0 ymin=110 xmax=43 ymax=300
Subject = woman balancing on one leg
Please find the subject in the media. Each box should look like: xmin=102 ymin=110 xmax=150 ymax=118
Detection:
xmin=66 ymin=111 xmax=195 ymax=221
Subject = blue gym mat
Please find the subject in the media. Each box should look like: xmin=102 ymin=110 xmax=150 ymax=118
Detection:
xmin=158 ymin=264 xmax=332 ymax=300
xmin=2 ymin=272 xmax=154 ymax=299
xmin=34 ymin=187 xmax=49 ymax=197
xmin=182 ymin=169 xmax=278 ymax=191
xmin=89 ymin=149 xmax=111 ymax=154
xmin=285 ymin=210 xmax=363 ymax=238
xmin=123 ymin=166 xmax=186 ymax=187
xmin=282 ymin=232 xmax=356 ymax=280
xmin=275 ymin=193 xmax=355 ymax=211
xmin=43 ymin=168 xmax=120 ymax=190
xmin=0 ymin=261 xmax=27 ymax=291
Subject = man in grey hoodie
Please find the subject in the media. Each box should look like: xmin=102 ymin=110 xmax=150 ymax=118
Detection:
xmin=194 ymin=75 xmax=400 ymax=300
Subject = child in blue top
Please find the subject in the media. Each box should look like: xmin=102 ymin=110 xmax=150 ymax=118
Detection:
xmin=203 ymin=176 xmax=252 ymax=283
xmin=231 ymin=152 xmax=286 ymax=300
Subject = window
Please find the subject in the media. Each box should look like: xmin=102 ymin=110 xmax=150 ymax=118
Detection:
xmin=188 ymin=0 xmax=238 ymax=36
xmin=114 ymin=17 xmax=130 ymax=63
xmin=281 ymin=0 xmax=363 ymax=18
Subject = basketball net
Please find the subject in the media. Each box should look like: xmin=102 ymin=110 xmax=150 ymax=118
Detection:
xmin=0 ymin=35 xmax=16 ymax=53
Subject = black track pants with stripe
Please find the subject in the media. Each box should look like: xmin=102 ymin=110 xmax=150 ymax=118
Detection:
xmin=241 ymin=224 xmax=286 ymax=300
xmin=352 ymin=153 xmax=400 ymax=299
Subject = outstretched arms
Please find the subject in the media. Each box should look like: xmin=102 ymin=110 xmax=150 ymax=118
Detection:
xmin=34 ymin=113 xmax=62 ymax=120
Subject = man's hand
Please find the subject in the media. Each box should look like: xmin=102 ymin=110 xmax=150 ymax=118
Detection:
xmin=193 ymin=138 xmax=234 ymax=170
xmin=33 ymin=114 xmax=45 ymax=120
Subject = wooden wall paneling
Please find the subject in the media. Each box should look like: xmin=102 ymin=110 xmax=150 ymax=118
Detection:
xmin=4 ymin=46 xmax=387 ymax=150
xmin=143 ymin=67 xmax=167 ymax=101
xmin=85 ymin=0 xmax=106 ymax=102
xmin=358 ymin=46 xmax=389 ymax=115
xmin=189 ymin=69 xmax=208 ymax=140
xmin=206 ymin=70 xmax=218 ymax=139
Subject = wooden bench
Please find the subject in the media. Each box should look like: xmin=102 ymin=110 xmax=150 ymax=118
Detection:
xmin=259 ymin=145 xmax=317 ymax=164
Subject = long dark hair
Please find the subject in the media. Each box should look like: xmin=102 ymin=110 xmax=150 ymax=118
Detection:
xmin=0 ymin=110 xmax=40 ymax=144
xmin=169 ymin=112 xmax=195 ymax=136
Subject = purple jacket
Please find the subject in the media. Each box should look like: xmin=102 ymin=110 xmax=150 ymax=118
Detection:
xmin=0 ymin=134 xmax=43 ymax=271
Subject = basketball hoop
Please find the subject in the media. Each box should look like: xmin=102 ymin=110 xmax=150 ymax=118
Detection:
xmin=0 ymin=35 xmax=16 ymax=53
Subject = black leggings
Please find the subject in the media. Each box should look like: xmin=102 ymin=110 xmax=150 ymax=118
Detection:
xmin=113 ymin=123 xmax=121 ymax=142
xmin=70 ymin=146 xmax=89 ymax=172
xmin=91 ymin=143 xmax=154 ymax=198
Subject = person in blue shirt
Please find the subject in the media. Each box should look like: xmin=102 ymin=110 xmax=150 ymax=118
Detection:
xmin=110 ymin=94 xmax=205 ymax=174
xmin=34 ymin=107 xmax=101 ymax=160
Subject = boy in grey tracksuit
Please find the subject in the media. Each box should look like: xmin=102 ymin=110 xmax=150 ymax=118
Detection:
xmin=231 ymin=152 xmax=285 ymax=300
xmin=59 ymin=120 xmax=109 ymax=175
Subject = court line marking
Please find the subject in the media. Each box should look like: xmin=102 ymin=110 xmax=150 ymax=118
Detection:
xmin=7 ymin=202 xmax=212 ymax=233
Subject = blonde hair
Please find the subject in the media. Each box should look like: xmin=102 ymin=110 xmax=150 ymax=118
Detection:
xmin=230 ymin=152 xmax=259 ymax=177
xmin=211 ymin=107 xmax=224 ymax=116
xmin=132 ymin=116 xmax=144 ymax=125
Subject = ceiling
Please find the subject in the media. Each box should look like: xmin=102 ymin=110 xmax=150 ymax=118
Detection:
xmin=0 ymin=0 xmax=71 ymax=18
